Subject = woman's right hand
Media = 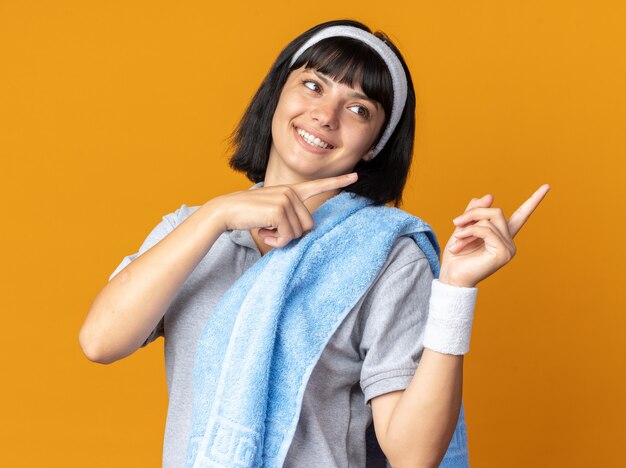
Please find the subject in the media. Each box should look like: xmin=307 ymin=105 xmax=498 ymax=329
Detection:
xmin=207 ymin=172 xmax=358 ymax=248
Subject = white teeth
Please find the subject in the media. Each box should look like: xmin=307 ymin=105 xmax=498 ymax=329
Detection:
xmin=296 ymin=128 xmax=332 ymax=149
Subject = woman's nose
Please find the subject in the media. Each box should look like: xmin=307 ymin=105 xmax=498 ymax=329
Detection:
xmin=310 ymin=99 xmax=339 ymax=130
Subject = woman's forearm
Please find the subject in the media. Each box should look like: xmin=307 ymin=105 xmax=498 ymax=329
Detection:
xmin=385 ymin=349 xmax=463 ymax=467
xmin=383 ymin=276 xmax=475 ymax=467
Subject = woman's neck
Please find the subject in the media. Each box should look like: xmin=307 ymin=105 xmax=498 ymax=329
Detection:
xmin=263 ymin=169 xmax=342 ymax=214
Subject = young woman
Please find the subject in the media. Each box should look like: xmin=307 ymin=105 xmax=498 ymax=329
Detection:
xmin=79 ymin=19 xmax=549 ymax=467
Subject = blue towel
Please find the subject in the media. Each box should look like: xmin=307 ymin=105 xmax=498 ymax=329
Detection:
xmin=185 ymin=191 xmax=469 ymax=467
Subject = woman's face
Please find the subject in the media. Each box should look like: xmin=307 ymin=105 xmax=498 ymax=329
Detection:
xmin=265 ymin=66 xmax=386 ymax=183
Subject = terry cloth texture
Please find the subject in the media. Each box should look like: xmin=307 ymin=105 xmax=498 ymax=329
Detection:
xmin=181 ymin=190 xmax=466 ymax=467
xmin=109 ymin=195 xmax=475 ymax=468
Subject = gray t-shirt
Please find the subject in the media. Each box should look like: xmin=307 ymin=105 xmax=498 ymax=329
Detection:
xmin=109 ymin=203 xmax=438 ymax=467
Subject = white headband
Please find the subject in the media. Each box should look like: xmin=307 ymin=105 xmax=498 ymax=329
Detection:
xmin=289 ymin=26 xmax=408 ymax=158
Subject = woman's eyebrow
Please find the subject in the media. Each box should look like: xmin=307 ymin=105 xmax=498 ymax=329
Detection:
xmin=311 ymin=70 xmax=379 ymax=107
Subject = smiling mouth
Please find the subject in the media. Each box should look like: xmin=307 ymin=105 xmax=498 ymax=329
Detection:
xmin=295 ymin=127 xmax=334 ymax=149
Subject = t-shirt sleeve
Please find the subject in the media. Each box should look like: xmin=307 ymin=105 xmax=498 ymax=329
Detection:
xmin=359 ymin=239 xmax=434 ymax=406
xmin=107 ymin=204 xmax=195 ymax=348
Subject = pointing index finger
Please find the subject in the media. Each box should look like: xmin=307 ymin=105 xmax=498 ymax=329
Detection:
xmin=292 ymin=172 xmax=358 ymax=201
xmin=508 ymin=184 xmax=551 ymax=237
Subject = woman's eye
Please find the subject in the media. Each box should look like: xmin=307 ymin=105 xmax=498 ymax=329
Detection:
xmin=348 ymin=105 xmax=370 ymax=119
xmin=303 ymin=80 xmax=321 ymax=92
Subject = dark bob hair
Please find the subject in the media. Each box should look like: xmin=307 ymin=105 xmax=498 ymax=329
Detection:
xmin=228 ymin=19 xmax=416 ymax=207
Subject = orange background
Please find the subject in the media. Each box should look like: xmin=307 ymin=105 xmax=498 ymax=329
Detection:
xmin=2 ymin=1 xmax=625 ymax=466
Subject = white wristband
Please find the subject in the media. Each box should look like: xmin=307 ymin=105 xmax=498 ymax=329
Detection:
xmin=423 ymin=279 xmax=478 ymax=355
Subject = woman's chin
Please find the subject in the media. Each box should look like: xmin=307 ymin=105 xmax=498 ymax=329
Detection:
xmin=267 ymin=152 xmax=350 ymax=183
xmin=281 ymin=159 xmax=330 ymax=180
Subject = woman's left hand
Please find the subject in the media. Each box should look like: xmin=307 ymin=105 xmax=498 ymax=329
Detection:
xmin=439 ymin=184 xmax=551 ymax=288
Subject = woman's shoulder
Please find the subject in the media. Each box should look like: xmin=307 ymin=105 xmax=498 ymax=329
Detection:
xmin=382 ymin=235 xmax=430 ymax=276
xmin=353 ymin=236 xmax=432 ymax=307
